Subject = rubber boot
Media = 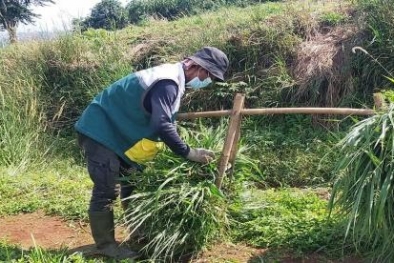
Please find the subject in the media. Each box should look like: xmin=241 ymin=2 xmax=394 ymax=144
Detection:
xmin=89 ymin=210 xmax=139 ymax=260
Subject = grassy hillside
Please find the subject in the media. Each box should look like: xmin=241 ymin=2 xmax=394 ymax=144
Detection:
xmin=0 ymin=0 xmax=360 ymax=162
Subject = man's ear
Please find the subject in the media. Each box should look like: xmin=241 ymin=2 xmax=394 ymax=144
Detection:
xmin=183 ymin=59 xmax=194 ymax=69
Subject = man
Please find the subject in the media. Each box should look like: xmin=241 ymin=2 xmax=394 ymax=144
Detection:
xmin=75 ymin=46 xmax=229 ymax=260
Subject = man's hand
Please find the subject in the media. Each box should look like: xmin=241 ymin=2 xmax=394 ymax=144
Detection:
xmin=187 ymin=148 xmax=215 ymax=164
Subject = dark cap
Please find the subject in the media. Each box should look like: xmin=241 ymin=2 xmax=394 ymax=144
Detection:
xmin=188 ymin=46 xmax=229 ymax=81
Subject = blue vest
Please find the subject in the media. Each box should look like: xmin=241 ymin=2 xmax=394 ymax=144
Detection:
xmin=75 ymin=63 xmax=186 ymax=165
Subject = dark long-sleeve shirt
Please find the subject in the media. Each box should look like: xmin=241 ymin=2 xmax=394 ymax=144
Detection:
xmin=143 ymin=79 xmax=190 ymax=157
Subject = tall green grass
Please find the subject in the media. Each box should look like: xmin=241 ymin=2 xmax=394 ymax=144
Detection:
xmin=352 ymin=0 xmax=394 ymax=97
xmin=0 ymin=31 xmax=135 ymax=168
xmin=329 ymin=104 xmax=394 ymax=261
xmin=0 ymin=0 xmax=350 ymax=171
xmin=0 ymin=47 xmax=48 ymax=170
xmin=0 ymin=0 xmax=382 ymax=168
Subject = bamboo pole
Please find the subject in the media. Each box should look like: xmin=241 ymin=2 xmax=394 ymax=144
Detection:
xmin=179 ymin=102 xmax=376 ymax=188
xmin=215 ymin=94 xmax=245 ymax=189
xmin=177 ymin=107 xmax=375 ymax=120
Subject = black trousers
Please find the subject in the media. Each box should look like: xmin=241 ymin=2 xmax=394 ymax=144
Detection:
xmin=77 ymin=133 xmax=138 ymax=212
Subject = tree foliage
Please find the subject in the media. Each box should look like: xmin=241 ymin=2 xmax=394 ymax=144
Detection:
xmin=126 ymin=0 xmax=277 ymax=24
xmin=126 ymin=0 xmax=221 ymax=24
xmin=79 ymin=0 xmax=127 ymax=31
xmin=0 ymin=0 xmax=54 ymax=43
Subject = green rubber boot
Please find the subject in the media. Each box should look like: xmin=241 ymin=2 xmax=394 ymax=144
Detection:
xmin=89 ymin=211 xmax=139 ymax=260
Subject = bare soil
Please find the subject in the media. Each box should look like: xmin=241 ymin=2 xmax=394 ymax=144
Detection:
xmin=0 ymin=211 xmax=261 ymax=262
xmin=0 ymin=211 xmax=362 ymax=262
xmin=0 ymin=211 xmax=93 ymax=249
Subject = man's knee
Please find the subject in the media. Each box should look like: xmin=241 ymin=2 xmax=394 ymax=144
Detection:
xmin=90 ymin=186 xmax=120 ymax=211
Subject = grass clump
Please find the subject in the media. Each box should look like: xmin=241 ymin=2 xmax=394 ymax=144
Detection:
xmin=329 ymin=104 xmax=394 ymax=261
xmin=0 ymin=46 xmax=49 ymax=170
xmin=123 ymin=173 xmax=227 ymax=261
xmin=120 ymin=122 xmax=260 ymax=261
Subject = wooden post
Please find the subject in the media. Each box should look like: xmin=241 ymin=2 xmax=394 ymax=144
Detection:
xmin=227 ymin=113 xmax=242 ymax=179
xmin=215 ymin=93 xmax=245 ymax=189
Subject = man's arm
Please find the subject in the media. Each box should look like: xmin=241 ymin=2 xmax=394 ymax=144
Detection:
xmin=145 ymin=79 xmax=190 ymax=157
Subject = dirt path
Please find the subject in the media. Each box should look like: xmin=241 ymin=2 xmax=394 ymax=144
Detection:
xmin=0 ymin=211 xmax=365 ymax=262
xmin=0 ymin=211 xmax=94 ymax=250
xmin=0 ymin=211 xmax=264 ymax=262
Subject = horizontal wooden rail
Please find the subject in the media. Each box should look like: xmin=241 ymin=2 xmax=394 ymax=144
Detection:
xmin=177 ymin=107 xmax=375 ymax=120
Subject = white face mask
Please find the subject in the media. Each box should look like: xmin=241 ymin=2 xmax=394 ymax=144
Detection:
xmin=186 ymin=77 xmax=212 ymax=90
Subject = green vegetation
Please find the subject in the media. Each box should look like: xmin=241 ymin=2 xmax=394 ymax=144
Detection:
xmin=76 ymin=0 xmax=128 ymax=31
xmin=0 ymin=163 xmax=90 ymax=219
xmin=121 ymin=124 xmax=232 ymax=261
xmin=0 ymin=241 xmax=123 ymax=263
xmin=125 ymin=0 xmax=281 ymax=24
xmin=77 ymin=0 xmax=283 ymax=31
xmin=329 ymin=104 xmax=394 ymax=261
xmin=1 ymin=0 xmax=394 ymax=261
xmin=231 ymin=188 xmax=348 ymax=256
xmin=351 ymin=0 xmax=394 ymax=97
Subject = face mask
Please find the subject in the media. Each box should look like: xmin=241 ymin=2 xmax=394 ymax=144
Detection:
xmin=186 ymin=77 xmax=212 ymax=90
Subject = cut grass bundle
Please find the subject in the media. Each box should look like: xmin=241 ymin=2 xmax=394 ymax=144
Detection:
xmin=123 ymin=173 xmax=227 ymax=261
xmin=329 ymin=104 xmax=394 ymax=261
xmin=120 ymin=121 xmax=261 ymax=261
xmin=122 ymin=152 xmax=227 ymax=261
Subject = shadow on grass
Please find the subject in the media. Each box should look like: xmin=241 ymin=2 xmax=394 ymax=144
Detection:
xmin=0 ymin=242 xmax=24 ymax=261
